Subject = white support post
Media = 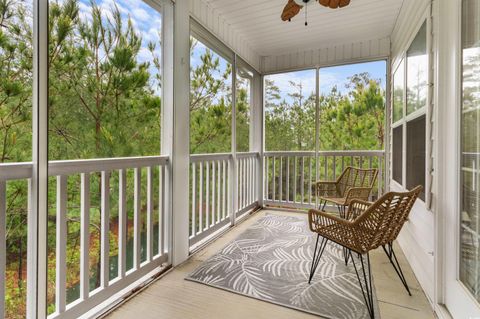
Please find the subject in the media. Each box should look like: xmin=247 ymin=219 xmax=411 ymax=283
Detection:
xmin=230 ymin=55 xmax=238 ymax=225
xmin=171 ymin=0 xmax=190 ymax=265
xmin=29 ymin=0 xmax=49 ymax=317
xmin=252 ymin=73 xmax=264 ymax=206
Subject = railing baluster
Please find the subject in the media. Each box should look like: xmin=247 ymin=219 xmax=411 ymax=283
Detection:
xmin=265 ymin=157 xmax=269 ymax=201
xmin=56 ymin=175 xmax=67 ymax=313
xmin=212 ymin=160 xmax=216 ymax=226
xmin=133 ymin=168 xmax=141 ymax=270
xmin=191 ymin=163 xmax=196 ymax=238
xmin=324 ymin=156 xmax=328 ymax=180
xmin=101 ymin=171 xmax=110 ymax=288
xmin=223 ymin=160 xmax=227 ymax=220
xmin=147 ymin=167 xmax=154 ymax=261
xmin=286 ymin=157 xmax=290 ymax=202
xmin=243 ymin=158 xmax=249 ymax=208
xmin=293 ymin=157 xmax=297 ymax=203
xmin=378 ymin=155 xmax=383 ymax=198
xmin=341 ymin=156 xmax=345 ymax=173
xmin=309 ymin=157 xmax=312 ymax=205
xmin=333 ymin=156 xmax=337 ymax=180
xmin=301 ymin=157 xmax=305 ymax=204
xmin=206 ymin=161 xmax=210 ymax=229
xmin=239 ymin=159 xmax=243 ymax=210
xmin=272 ymin=157 xmax=276 ymax=202
xmin=199 ymin=162 xmax=203 ymax=232
xmin=118 ymin=169 xmax=127 ymax=277
xmin=80 ymin=173 xmax=90 ymax=300
xmin=279 ymin=157 xmax=283 ymax=202
xmin=0 ymin=180 xmax=6 ymax=317
xmin=159 ymin=165 xmax=165 ymax=255
xmin=217 ymin=161 xmax=221 ymax=222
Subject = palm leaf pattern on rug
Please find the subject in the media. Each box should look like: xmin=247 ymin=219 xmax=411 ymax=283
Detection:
xmin=186 ymin=214 xmax=379 ymax=318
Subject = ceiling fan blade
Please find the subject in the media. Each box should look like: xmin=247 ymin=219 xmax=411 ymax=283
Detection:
xmin=319 ymin=0 xmax=351 ymax=9
xmin=329 ymin=0 xmax=340 ymax=8
xmin=281 ymin=0 xmax=303 ymax=21
xmin=319 ymin=0 xmax=330 ymax=6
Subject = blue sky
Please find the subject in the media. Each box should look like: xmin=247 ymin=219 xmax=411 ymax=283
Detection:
xmin=266 ymin=60 xmax=386 ymax=103
xmin=77 ymin=0 xmax=163 ymax=92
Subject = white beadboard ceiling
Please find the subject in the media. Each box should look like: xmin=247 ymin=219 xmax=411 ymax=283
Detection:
xmin=202 ymin=0 xmax=404 ymax=57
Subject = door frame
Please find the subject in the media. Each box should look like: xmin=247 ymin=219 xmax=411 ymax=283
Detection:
xmin=437 ymin=0 xmax=480 ymax=316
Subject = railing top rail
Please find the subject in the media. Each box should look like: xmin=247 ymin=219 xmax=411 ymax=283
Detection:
xmin=190 ymin=153 xmax=232 ymax=162
xmin=236 ymin=152 xmax=260 ymax=158
xmin=0 ymin=162 xmax=33 ymax=181
xmin=50 ymin=155 xmax=169 ymax=176
xmin=264 ymin=150 xmax=385 ymax=157
xmin=0 ymin=155 xmax=169 ymax=180
xmin=264 ymin=151 xmax=315 ymax=157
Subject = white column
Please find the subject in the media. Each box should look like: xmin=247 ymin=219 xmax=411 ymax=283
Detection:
xmin=171 ymin=0 xmax=191 ymax=266
xmin=230 ymin=56 xmax=238 ymax=225
xmin=251 ymin=72 xmax=264 ymax=206
xmin=28 ymin=0 xmax=49 ymax=317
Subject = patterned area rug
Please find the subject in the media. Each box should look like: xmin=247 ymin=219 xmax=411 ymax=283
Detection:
xmin=186 ymin=214 xmax=380 ymax=319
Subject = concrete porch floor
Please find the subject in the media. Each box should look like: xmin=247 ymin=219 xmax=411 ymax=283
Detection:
xmin=106 ymin=209 xmax=435 ymax=319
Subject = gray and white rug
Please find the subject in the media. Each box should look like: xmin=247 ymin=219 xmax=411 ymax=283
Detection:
xmin=186 ymin=214 xmax=379 ymax=319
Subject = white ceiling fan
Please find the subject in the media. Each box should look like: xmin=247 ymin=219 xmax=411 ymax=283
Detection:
xmin=281 ymin=0 xmax=351 ymax=24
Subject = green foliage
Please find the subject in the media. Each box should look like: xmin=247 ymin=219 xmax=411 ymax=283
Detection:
xmin=265 ymin=72 xmax=385 ymax=151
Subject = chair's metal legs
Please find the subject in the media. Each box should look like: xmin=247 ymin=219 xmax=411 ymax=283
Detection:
xmin=320 ymin=200 xmax=327 ymax=211
xmin=308 ymin=234 xmax=328 ymax=284
xmin=336 ymin=205 xmax=350 ymax=266
xmin=350 ymin=251 xmax=375 ymax=319
xmin=382 ymin=242 xmax=412 ymax=296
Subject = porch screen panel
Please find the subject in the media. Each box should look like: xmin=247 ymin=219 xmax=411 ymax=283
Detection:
xmin=460 ymin=0 xmax=480 ymax=302
xmin=264 ymin=70 xmax=316 ymax=151
xmin=47 ymin=0 xmax=164 ymax=313
xmin=236 ymin=61 xmax=253 ymax=152
xmin=318 ymin=61 xmax=386 ymax=152
xmin=189 ymin=36 xmax=233 ymax=154
xmin=0 ymin=0 xmax=33 ymax=318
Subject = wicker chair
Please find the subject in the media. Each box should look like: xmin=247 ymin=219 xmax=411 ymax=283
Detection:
xmin=316 ymin=166 xmax=378 ymax=216
xmin=307 ymin=185 xmax=422 ymax=319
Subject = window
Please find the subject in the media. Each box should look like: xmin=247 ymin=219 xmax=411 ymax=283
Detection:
xmin=189 ymin=36 xmax=232 ymax=154
xmin=459 ymin=0 xmax=480 ymax=302
xmin=264 ymin=70 xmax=316 ymax=151
xmin=407 ymin=22 xmax=428 ymax=115
xmin=406 ymin=115 xmax=426 ymax=200
xmin=391 ymin=20 xmax=428 ymax=199
xmin=392 ymin=126 xmax=403 ymax=184
xmin=393 ymin=60 xmax=405 ymax=123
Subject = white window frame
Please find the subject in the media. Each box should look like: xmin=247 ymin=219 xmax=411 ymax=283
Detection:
xmin=390 ymin=11 xmax=432 ymax=207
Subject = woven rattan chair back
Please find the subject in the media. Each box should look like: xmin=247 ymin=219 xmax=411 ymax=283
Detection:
xmin=355 ymin=185 xmax=422 ymax=252
xmin=337 ymin=167 xmax=378 ymax=197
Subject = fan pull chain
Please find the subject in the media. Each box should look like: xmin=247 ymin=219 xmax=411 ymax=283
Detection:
xmin=305 ymin=1 xmax=308 ymax=26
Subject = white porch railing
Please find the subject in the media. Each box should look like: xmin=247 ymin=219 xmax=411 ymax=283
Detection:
xmin=263 ymin=150 xmax=385 ymax=209
xmin=0 ymin=156 xmax=169 ymax=319
xmin=189 ymin=152 xmax=261 ymax=249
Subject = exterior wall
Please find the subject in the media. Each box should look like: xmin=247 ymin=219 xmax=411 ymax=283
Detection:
xmin=389 ymin=0 xmax=436 ymax=303
xmin=189 ymin=0 xmax=261 ymax=71
xmin=260 ymin=37 xmax=390 ymax=74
